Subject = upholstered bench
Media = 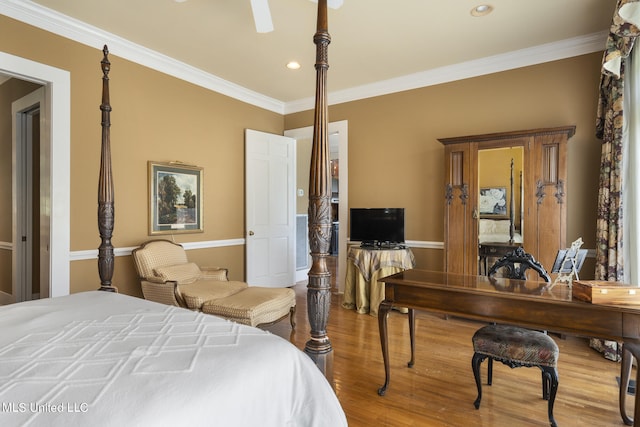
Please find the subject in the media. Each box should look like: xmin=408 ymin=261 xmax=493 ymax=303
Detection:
xmin=472 ymin=324 xmax=559 ymax=427
xmin=202 ymin=287 xmax=296 ymax=328
xmin=178 ymin=280 xmax=249 ymax=310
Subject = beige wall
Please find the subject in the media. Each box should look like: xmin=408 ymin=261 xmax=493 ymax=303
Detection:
xmin=1 ymin=14 xmax=603 ymax=297
xmin=285 ymin=53 xmax=603 ymax=277
xmin=0 ymin=15 xmax=283 ymax=296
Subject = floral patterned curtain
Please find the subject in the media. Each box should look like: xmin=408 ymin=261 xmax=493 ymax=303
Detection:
xmin=592 ymin=0 xmax=640 ymax=361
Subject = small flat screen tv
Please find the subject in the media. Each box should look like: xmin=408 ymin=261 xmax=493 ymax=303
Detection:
xmin=349 ymin=208 xmax=405 ymax=246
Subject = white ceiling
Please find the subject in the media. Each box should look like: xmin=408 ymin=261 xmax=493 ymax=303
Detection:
xmin=4 ymin=0 xmax=617 ymax=113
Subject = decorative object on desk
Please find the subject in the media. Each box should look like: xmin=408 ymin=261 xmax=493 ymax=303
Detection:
xmin=548 ymin=237 xmax=587 ymax=290
xmin=148 ymin=161 xmax=203 ymax=235
xmin=487 ymin=246 xmax=550 ymax=281
xmin=478 ymin=241 xmax=522 ymax=276
xmin=473 ymin=248 xmax=559 ymax=427
xmin=479 ymin=187 xmax=507 ymax=216
xmin=572 ymin=280 xmax=640 ymax=305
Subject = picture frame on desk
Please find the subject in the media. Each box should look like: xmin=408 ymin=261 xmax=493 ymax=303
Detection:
xmin=551 ymin=248 xmax=588 ymax=274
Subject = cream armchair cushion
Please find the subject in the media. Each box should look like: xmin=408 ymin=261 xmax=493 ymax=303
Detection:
xmin=181 ymin=280 xmax=248 ymax=310
xmin=154 ymin=262 xmax=202 ymax=284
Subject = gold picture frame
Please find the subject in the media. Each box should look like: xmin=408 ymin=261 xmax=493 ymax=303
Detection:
xmin=148 ymin=161 xmax=203 ymax=235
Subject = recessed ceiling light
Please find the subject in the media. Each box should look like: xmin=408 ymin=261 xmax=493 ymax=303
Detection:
xmin=287 ymin=61 xmax=301 ymax=70
xmin=471 ymin=4 xmax=493 ymax=17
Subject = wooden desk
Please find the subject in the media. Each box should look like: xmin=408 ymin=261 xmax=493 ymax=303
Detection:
xmin=342 ymin=246 xmax=415 ymax=316
xmin=377 ymin=269 xmax=640 ymax=426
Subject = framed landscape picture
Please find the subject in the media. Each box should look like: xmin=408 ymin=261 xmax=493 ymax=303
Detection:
xmin=479 ymin=187 xmax=507 ymax=217
xmin=148 ymin=161 xmax=203 ymax=235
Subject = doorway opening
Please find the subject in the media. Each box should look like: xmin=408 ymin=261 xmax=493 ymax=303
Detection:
xmin=1 ymin=51 xmax=71 ymax=300
xmin=285 ymin=120 xmax=348 ymax=293
xmin=12 ymin=86 xmax=49 ymax=303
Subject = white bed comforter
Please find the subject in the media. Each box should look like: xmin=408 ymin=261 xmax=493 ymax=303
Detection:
xmin=478 ymin=219 xmax=523 ymax=244
xmin=0 ymin=291 xmax=347 ymax=427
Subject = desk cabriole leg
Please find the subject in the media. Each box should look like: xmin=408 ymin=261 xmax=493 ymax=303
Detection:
xmin=408 ymin=308 xmax=415 ymax=368
xmin=377 ymin=300 xmax=393 ymax=396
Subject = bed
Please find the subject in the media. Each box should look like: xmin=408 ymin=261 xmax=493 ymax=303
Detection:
xmin=0 ymin=2 xmax=346 ymax=425
xmin=478 ymin=219 xmax=523 ymax=244
xmin=0 ymin=292 xmax=346 ymax=426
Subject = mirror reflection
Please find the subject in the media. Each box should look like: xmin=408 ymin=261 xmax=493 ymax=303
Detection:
xmin=478 ymin=146 xmax=524 ymax=243
xmin=477 ymin=146 xmax=525 ymax=274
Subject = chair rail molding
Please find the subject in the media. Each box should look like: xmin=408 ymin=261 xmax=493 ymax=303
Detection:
xmin=69 ymin=238 xmax=245 ymax=261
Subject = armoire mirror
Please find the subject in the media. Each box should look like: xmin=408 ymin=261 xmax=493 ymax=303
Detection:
xmin=477 ymin=147 xmax=524 ymax=274
xmin=439 ymin=126 xmax=575 ymax=277
xmin=478 ymin=147 xmax=524 ymax=241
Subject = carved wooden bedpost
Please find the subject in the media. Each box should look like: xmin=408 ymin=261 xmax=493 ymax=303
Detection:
xmin=509 ymin=158 xmax=515 ymax=244
xmin=305 ymin=0 xmax=333 ymax=369
xmin=97 ymin=45 xmax=116 ymax=292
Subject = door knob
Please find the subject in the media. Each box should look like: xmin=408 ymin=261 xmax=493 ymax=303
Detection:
xmin=248 ymin=231 xmax=255 ymax=236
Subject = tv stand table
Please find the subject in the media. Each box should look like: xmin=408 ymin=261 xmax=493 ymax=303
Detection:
xmin=342 ymin=246 xmax=415 ymax=316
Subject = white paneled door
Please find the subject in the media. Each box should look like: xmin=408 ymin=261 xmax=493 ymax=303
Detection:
xmin=245 ymin=129 xmax=296 ymax=287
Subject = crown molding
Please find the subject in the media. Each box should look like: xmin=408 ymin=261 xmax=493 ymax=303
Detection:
xmin=0 ymin=0 xmax=285 ymax=114
xmin=1 ymin=1 xmax=607 ymax=117
xmin=284 ymin=31 xmax=608 ymax=114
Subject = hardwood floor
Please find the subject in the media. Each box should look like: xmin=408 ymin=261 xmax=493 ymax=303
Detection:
xmin=265 ymin=257 xmax=634 ymax=426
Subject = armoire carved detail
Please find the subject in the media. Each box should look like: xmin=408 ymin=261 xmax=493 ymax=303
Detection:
xmin=445 ymin=184 xmax=454 ymax=205
xmin=460 ymin=184 xmax=469 ymax=205
xmin=555 ymin=180 xmax=565 ymax=204
xmin=536 ymin=180 xmax=546 ymax=205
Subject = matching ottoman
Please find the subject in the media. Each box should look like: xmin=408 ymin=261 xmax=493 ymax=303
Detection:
xmin=202 ymin=287 xmax=296 ymax=328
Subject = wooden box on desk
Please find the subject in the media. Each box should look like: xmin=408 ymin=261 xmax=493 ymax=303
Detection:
xmin=572 ymin=280 xmax=640 ymax=305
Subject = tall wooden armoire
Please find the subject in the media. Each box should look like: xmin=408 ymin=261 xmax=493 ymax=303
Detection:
xmin=439 ymin=126 xmax=575 ymax=276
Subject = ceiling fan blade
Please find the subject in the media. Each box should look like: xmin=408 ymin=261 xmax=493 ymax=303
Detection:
xmin=309 ymin=0 xmax=344 ymax=9
xmin=250 ymin=0 xmax=274 ymax=33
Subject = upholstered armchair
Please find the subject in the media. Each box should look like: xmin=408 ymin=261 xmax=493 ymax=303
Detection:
xmin=132 ymin=239 xmax=247 ymax=310
xmin=132 ymin=239 xmax=296 ymax=328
